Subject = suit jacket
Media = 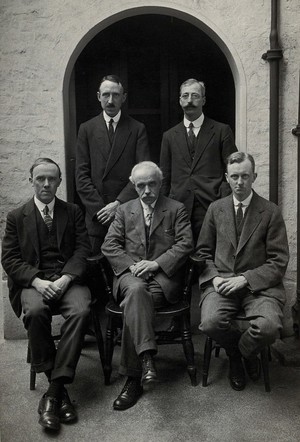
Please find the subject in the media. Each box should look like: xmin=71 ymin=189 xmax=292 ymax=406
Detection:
xmin=75 ymin=112 xmax=150 ymax=236
xmin=101 ymin=195 xmax=194 ymax=303
xmin=160 ymin=116 xmax=237 ymax=217
xmin=196 ymin=192 xmax=289 ymax=304
xmin=1 ymin=197 xmax=91 ymax=317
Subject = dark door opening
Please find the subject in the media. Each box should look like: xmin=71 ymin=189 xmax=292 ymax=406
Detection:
xmin=68 ymin=14 xmax=235 ymax=201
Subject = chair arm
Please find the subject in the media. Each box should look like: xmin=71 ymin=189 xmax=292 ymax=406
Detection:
xmin=86 ymin=253 xmax=106 ymax=264
xmin=189 ymin=254 xmax=206 ymax=274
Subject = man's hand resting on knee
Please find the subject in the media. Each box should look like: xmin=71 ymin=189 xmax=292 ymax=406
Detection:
xmin=213 ymin=275 xmax=248 ymax=296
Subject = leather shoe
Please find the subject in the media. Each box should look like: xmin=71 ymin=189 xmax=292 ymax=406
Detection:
xmin=244 ymin=356 xmax=261 ymax=381
xmin=113 ymin=377 xmax=143 ymax=410
xmin=140 ymin=352 xmax=158 ymax=384
xmin=59 ymin=388 xmax=77 ymax=423
xmin=229 ymin=355 xmax=246 ymax=391
xmin=38 ymin=394 xmax=60 ymax=431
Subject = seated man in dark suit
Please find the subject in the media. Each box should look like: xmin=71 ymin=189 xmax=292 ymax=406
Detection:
xmin=196 ymin=152 xmax=289 ymax=390
xmin=102 ymin=161 xmax=193 ymax=410
xmin=2 ymin=158 xmax=91 ymax=431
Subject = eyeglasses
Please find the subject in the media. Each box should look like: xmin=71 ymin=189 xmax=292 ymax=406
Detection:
xmin=180 ymin=93 xmax=203 ymax=101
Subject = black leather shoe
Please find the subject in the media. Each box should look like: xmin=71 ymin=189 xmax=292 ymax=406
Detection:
xmin=38 ymin=394 xmax=60 ymax=431
xmin=141 ymin=352 xmax=158 ymax=385
xmin=244 ymin=356 xmax=261 ymax=381
xmin=229 ymin=355 xmax=246 ymax=391
xmin=59 ymin=389 xmax=77 ymax=423
xmin=113 ymin=378 xmax=143 ymax=410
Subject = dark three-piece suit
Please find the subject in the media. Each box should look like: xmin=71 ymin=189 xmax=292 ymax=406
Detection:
xmin=160 ymin=116 xmax=237 ymax=240
xmin=76 ymin=111 xmax=150 ymax=246
xmin=1 ymin=197 xmax=91 ymax=382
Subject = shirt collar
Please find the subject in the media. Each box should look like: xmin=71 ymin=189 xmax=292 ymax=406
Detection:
xmin=233 ymin=190 xmax=253 ymax=207
xmin=140 ymin=199 xmax=157 ymax=211
xmin=34 ymin=196 xmax=55 ymax=215
xmin=103 ymin=110 xmax=121 ymax=124
xmin=184 ymin=113 xmax=204 ymax=129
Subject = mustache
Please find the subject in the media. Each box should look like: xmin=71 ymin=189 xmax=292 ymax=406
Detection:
xmin=106 ymin=103 xmax=115 ymax=108
xmin=184 ymin=104 xmax=197 ymax=109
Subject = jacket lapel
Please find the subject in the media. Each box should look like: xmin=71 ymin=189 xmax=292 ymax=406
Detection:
xmin=191 ymin=117 xmax=214 ymax=171
xmin=95 ymin=113 xmax=111 ymax=162
xmin=236 ymin=193 xmax=263 ymax=255
xmin=54 ymin=198 xmax=68 ymax=249
xmin=130 ymin=199 xmax=147 ymax=246
xmin=103 ymin=113 xmax=132 ymax=179
xmin=174 ymin=123 xmax=192 ymax=167
xmin=23 ymin=199 xmax=40 ymax=258
xmin=150 ymin=195 xmax=166 ymax=236
xmin=221 ymin=196 xmax=238 ymax=250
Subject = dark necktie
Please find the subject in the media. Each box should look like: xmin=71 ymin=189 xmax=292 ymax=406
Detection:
xmin=108 ymin=118 xmax=115 ymax=145
xmin=187 ymin=122 xmax=196 ymax=158
xmin=236 ymin=202 xmax=244 ymax=238
xmin=43 ymin=205 xmax=53 ymax=232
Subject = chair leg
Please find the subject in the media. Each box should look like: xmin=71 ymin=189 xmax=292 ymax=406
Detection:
xmin=30 ymin=367 xmax=36 ymax=391
xmin=104 ymin=316 xmax=115 ymax=385
xmin=27 ymin=343 xmax=36 ymax=390
xmin=260 ymin=347 xmax=271 ymax=392
xmin=91 ymin=307 xmax=106 ymax=378
xmin=180 ymin=314 xmax=197 ymax=386
xmin=202 ymin=336 xmax=213 ymax=387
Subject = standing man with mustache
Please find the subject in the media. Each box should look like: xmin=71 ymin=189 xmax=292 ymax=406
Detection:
xmin=76 ymin=75 xmax=150 ymax=254
xmin=160 ymin=78 xmax=237 ymax=243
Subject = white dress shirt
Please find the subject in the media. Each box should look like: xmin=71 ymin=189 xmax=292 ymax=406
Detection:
xmin=34 ymin=196 xmax=55 ymax=219
xmin=103 ymin=110 xmax=121 ymax=132
xmin=183 ymin=113 xmax=204 ymax=137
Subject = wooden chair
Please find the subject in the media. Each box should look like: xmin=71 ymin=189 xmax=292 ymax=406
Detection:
xmin=202 ymin=315 xmax=271 ymax=392
xmin=87 ymin=254 xmax=205 ymax=387
xmin=27 ymin=294 xmax=105 ymax=390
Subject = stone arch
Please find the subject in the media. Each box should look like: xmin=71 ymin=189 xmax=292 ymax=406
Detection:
xmin=63 ymin=6 xmax=246 ymax=200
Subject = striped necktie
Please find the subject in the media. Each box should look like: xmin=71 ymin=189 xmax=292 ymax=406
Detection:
xmin=145 ymin=205 xmax=154 ymax=227
xmin=43 ymin=205 xmax=53 ymax=232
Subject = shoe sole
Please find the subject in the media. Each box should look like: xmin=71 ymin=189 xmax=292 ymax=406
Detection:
xmin=38 ymin=417 xmax=60 ymax=431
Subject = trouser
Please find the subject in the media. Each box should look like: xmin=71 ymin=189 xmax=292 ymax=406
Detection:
xmin=190 ymin=198 xmax=207 ymax=244
xmin=118 ymin=274 xmax=168 ymax=378
xmin=21 ymin=284 xmax=91 ymax=382
xmin=199 ymin=288 xmax=284 ymax=359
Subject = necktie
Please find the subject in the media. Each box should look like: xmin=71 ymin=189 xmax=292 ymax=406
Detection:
xmin=108 ymin=118 xmax=114 ymax=145
xmin=43 ymin=205 xmax=53 ymax=232
xmin=187 ymin=122 xmax=196 ymax=158
xmin=236 ymin=202 xmax=243 ymax=238
xmin=145 ymin=205 xmax=154 ymax=227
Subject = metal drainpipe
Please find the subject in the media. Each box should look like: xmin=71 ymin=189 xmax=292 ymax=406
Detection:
xmin=262 ymin=0 xmax=283 ymax=204
xmin=292 ymin=75 xmax=300 ymax=335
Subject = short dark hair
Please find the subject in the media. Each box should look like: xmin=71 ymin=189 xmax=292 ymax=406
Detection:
xmin=30 ymin=158 xmax=62 ymax=178
xmin=99 ymin=75 xmax=125 ymax=92
xmin=226 ymin=152 xmax=255 ymax=173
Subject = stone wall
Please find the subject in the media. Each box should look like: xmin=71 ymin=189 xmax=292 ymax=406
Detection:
xmin=1 ymin=0 xmax=299 ymax=337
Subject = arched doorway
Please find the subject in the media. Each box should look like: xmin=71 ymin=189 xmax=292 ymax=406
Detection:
xmin=65 ymin=14 xmax=235 ymax=202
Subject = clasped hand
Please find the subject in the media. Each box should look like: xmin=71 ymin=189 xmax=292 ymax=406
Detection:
xmin=97 ymin=201 xmax=120 ymax=225
xmin=32 ymin=275 xmax=72 ymax=302
xmin=129 ymin=260 xmax=159 ymax=280
xmin=213 ymin=275 xmax=247 ymax=296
